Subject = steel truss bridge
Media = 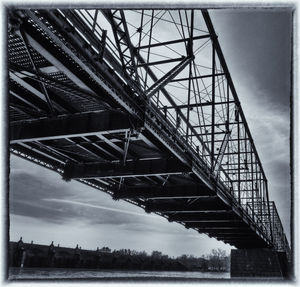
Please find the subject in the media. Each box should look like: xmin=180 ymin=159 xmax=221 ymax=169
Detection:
xmin=8 ymin=8 xmax=290 ymax=255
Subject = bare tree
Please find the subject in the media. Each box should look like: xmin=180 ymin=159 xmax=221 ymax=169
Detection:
xmin=208 ymin=249 xmax=228 ymax=271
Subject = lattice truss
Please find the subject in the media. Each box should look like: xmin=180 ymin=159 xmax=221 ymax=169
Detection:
xmin=8 ymin=9 xmax=290 ymax=252
xmin=71 ymin=9 xmax=269 ymax=219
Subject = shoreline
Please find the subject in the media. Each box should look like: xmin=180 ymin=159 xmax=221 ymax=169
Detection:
xmin=8 ymin=268 xmax=285 ymax=281
xmin=8 ymin=277 xmax=284 ymax=282
xmin=9 ymin=277 xmax=232 ymax=282
xmin=8 ymin=266 xmax=229 ymax=273
xmin=8 ymin=267 xmax=231 ymax=280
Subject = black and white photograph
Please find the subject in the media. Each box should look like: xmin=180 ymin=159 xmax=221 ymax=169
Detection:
xmin=4 ymin=2 xmax=296 ymax=283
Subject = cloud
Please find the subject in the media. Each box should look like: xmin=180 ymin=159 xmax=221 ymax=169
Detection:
xmin=9 ymin=163 xmax=161 ymax=226
xmin=43 ymin=198 xmax=157 ymax=219
xmin=209 ymin=9 xmax=291 ymax=240
xmin=211 ymin=9 xmax=291 ymax=107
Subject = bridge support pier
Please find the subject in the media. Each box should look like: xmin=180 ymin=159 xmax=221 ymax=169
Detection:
xmin=230 ymin=249 xmax=289 ymax=278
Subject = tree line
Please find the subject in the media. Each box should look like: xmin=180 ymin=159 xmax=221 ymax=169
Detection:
xmin=10 ymin=239 xmax=230 ymax=272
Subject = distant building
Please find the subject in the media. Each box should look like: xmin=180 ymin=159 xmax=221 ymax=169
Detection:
xmin=9 ymin=241 xmax=113 ymax=269
xmin=99 ymin=247 xmax=111 ymax=253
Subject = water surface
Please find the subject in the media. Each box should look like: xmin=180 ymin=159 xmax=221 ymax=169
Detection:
xmin=9 ymin=267 xmax=230 ymax=281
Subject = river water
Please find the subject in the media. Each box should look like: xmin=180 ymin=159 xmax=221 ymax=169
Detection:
xmin=9 ymin=267 xmax=230 ymax=281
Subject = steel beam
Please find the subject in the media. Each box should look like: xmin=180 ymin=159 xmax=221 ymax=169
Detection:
xmin=11 ymin=143 xmax=64 ymax=169
xmin=10 ymin=103 xmax=43 ymax=118
xmin=225 ymin=241 xmax=268 ymax=248
xmin=136 ymin=57 xmax=184 ymax=68
xmin=18 ymin=28 xmax=55 ymax=115
xmin=170 ymin=72 xmax=225 ymax=82
xmin=216 ymin=235 xmax=259 ymax=240
xmin=211 ymin=41 xmax=216 ymax=171
xmin=195 ymin=227 xmax=250 ymax=231
xmin=137 ymin=34 xmax=210 ymax=49
xmin=63 ymin=158 xmax=190 ymax=180
xmin=19 ymin=28 xmax=95 ymax=94
xmin=145 ymin=199 xmax=230 ymax=213
xmin=114 ymin=184 xmax=213 ymax=199
xmin=101 ymin=10 xmax=141 ymax=85
xmin=146 ymin=56 xmax=192 ymax=99
xmin=19 ymin=10 xmax=117 ymax=110
xmin=205 ymin=229 xmax=254 ymax=235
xmin=10 ymin=110 xmax=135 ymax=143
xmin=185 ymin=221 xmax=246 ymax=228
xmin=48 ymin=9 xmax=140 ymax=101
xmin=160 ymin=101 xmax=235 ymax=110
xmin=9 ymin=72 xmax=62 ymax=112
xmin=222 ymin=238 xmax=267 ymax=243
xmin=168 ymin=211 xmax=237 ymax=222
xmin=9 ymin=62 xmax=104 ymax=104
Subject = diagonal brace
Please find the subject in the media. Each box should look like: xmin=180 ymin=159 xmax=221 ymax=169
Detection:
xmin=146 ymin=56 xmax=193 ymax=100
xmin=213 ymin=130 xmax=231 ymax=177
xmin=18 ymin=28 xmax=55 ymax=115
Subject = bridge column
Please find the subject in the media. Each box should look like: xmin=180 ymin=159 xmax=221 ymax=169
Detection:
xmin=230 ymin=248 xmax=290 ymax=278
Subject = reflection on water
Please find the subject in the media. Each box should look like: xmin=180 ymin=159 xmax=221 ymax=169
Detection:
xmin=9 ymin=267 xmax=230 ymax=280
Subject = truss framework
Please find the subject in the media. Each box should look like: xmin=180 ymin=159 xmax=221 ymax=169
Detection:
xmin=8 ymin=8 xmax=290 ymax=254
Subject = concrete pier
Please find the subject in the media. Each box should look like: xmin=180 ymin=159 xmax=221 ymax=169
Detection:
xmin=231 ymin=248 xmax=289 ymax=278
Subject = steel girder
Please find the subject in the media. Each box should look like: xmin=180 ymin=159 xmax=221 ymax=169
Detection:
xmin=102 ymin=10 xmax=141 ymax=88
xmin=113 ymin=184 xmax=213 ymax=199
xmin=62 ymin=158 xmax=190 ymax=179
xmin=10 ymin=110 xmax=137 ymax=143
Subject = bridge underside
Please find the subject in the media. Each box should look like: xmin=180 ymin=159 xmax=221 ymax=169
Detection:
xmin=10 ymin=116 xmax=270 ymax=249
xmin=8 ymin=8 xmax=286 ymax=251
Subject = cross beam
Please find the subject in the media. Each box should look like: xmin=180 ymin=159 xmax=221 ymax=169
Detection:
xmin=137 ymin=34 xmax=210 ymax=49
xmin=217 ymin=235 xmax=259 ymax=240
xmin=161 ymin=100 xmax=235 ymax=110
xmin=185 ymin=221 xmax=246 ymax=228
xmin=145 ymin=199 xmax=230 ymax=213
xmin=114 ymin=184 xmax=213 ymax=199
xmin=194 ymin=227 xmax=250 ymax=231
xmin=170 ymin=72 xmax=225 ymax=82
xmin=63 ymin=158 xmax=190 ymax=180
xmin=168 ymin=211 xmax=237 ymax=222
xmin=204 ymin=229 xmax=254 ymax=235
xmin=10 ymin=110 xmax=136 ymax=143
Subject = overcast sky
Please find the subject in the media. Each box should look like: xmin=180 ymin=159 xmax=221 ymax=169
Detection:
xmin=9 ymin=8 xmax=292 ymax=257
xmin=210 ymin=9 xmax=292 ymax=240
